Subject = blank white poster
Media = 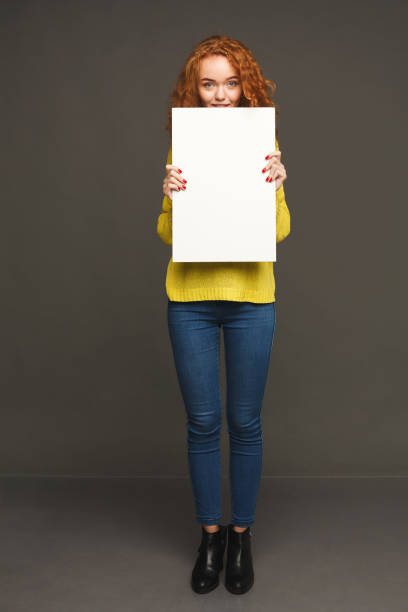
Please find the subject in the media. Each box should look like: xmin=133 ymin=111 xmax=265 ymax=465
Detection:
xmin=171 ymin=107 xmax=276 ymax=262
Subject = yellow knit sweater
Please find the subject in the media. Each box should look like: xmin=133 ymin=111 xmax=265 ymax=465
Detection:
xmin=157 ymin=139 xmax=291 ymax=303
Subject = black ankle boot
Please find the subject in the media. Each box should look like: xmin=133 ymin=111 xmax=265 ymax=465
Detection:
xmin=225 ymin=523 xmax=254 ymax=594
xmin=191 ymin=525 xmax=227 ymax=594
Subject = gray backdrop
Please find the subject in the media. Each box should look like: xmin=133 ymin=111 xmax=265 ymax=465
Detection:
xmin=1 ymin=0 xmax=406 ymax=476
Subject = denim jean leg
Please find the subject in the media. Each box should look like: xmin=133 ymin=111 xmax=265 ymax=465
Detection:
xmin=223 ymin=302 xmax=276 ymax=526
xmin=167 ymin=301 xmax=223 ymax=525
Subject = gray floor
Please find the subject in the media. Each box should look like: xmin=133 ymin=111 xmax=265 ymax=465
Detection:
xmin=1 ymin=477 xmax=407 ymax=611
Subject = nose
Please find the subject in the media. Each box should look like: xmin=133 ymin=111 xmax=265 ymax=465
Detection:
xmin=215 ymin=86 xmax=227 ymax=101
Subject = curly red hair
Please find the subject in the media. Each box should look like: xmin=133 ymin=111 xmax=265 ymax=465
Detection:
xmin=164 ymin=34 xmax=279 ymax=142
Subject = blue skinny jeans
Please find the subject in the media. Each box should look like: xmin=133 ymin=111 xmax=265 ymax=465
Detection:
xmin=167 ymin=298 xmax=276 ymax=527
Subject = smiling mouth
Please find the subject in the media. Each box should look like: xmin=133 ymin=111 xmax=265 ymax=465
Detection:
xmin=212 ymin=104 xmax=230 ymax=106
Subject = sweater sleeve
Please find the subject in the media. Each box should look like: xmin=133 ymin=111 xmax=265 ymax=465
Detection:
xmin=156 ymin=147 xmax=173 ymax=246
xmin=275 ymin=138 xmax=291 ymax=244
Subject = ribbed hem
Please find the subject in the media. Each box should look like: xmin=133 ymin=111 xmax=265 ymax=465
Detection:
xmin=166 ymin=285 xmax=276 ymax=303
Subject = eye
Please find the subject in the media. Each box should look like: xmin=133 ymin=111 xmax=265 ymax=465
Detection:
xmin=203 ymin=83 xmax=213 ymax=88
xmin=228 ymin=81 xmax=239 ymax=87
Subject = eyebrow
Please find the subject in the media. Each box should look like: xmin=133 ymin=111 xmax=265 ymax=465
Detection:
xmin=200 ymin=76 xmax=240 ymax=82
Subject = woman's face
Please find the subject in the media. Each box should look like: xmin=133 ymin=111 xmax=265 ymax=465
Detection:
xmin=197 ymin=54 xmax=242 ymax=107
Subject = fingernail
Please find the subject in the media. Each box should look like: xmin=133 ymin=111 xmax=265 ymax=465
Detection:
xmin=182 ymin=179 xmax=187 ymax=183
xmin=181 ymin=185 xmax=186 ymax=190
xmin=178 ymin=168 xmax=182 ymax=173
xmin=265 ymin=155 xmax=269 ymax=160
xmin=262 ymin=168 xmax=266 ymax=173
xmin=177 ymin=187 xmax=180 ymax=191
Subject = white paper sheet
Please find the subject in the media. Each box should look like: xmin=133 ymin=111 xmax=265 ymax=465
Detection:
xmin=171 ymin=107 xmax=276 ymax=262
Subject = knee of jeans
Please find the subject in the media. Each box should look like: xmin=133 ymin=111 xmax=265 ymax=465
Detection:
xmin=187 ymin=411 xmax=222 ymax=438
xmin=227 ymin=414 xmax=262 ymax=438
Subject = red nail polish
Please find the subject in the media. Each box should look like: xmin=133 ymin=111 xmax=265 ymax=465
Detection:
xmin=265 ymin=155 xmax=269 ymax=160
xmin=182 ymin=179 xmax=187 ymax=183
xmin=182 ymin=185 xmax=186 ymax=190
xmin=177 ymin=187 xmax=180 ymax=191
xmin=265 ymin=177 xmax=269 ymax=182
xmin=178 ymin=168 xmax=182 ymax=173
xmin=262 ymin=168 xmax=266 ymax=173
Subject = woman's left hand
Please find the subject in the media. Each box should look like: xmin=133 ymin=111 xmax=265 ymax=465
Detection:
xmin=262 ymin=150 xmax=287 ymax=190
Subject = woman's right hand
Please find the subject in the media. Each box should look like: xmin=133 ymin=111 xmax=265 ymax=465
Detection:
xmin=163 ymin=164 xmax=188 ymax=200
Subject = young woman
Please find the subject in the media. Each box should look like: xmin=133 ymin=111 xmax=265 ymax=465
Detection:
xmin=157 ymin=34 xmax=290 ymax=595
